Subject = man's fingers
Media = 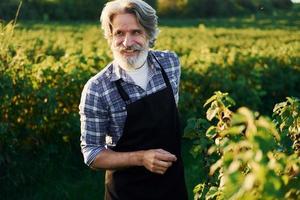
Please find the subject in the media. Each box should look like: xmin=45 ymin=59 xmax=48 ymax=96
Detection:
xmin=152 ymin=165 xmax=168 ymax=174
xmin=155 ymin=169 xmax=166 ymax=175
xmin=155 ymin=150 xmax=177 ymax=162
xmin=154 ymin=159 xmax=173 ymax=168
xmin=142 ymin=149 xmax=177 ymax=174
xmin=155 ymin=149 xmax=172 ymax=154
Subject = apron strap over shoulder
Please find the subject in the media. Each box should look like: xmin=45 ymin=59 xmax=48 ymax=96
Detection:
xmin=150 ymin=52 xmax=172 ymax=89
xmin=115 ymin=79 xmax=130 ymax=103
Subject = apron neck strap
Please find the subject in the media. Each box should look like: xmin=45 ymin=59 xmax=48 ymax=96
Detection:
xmin=115 ymin=79 xmax=130 ymax=102
xmin=150 ymin=52 xmax=172 ymax=89
xmin=114 ymin=52 xmax=173 ymax=103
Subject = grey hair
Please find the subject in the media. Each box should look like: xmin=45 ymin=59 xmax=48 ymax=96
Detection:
xmin=100 ymin=0 xmax=159 ymax=48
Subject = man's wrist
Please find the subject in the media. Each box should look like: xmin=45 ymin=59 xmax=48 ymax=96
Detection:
xmin=129 ymin=150 xmax=145 ymax=167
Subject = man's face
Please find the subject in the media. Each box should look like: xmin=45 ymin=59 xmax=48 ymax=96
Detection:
xmin=111 ymin=13 xmax=149 ymax=70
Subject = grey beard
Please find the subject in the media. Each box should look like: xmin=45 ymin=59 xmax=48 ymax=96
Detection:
xmin=112 ymin=47 xmax=149 ymax=70
xmin=111 ymin=41 xmax=150 ymax=70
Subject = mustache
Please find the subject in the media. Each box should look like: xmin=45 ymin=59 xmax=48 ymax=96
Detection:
xmin=112 ymin=44 xmax=145 ymax=52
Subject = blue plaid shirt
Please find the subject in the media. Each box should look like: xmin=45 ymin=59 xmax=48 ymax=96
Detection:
xmin=79 ymin=50 xmax=181 ymax=166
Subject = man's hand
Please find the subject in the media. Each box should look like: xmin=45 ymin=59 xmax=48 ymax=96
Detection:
xmin=142 ymin=149 xmax=177 ymax=174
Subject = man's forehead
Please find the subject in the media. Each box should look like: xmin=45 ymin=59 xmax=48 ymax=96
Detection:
xmin=111 ymin=13 xmax=144 ymax=31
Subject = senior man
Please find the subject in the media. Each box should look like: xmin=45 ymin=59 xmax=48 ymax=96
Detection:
xmin=79 ymin=0 xmax=188 ymax=199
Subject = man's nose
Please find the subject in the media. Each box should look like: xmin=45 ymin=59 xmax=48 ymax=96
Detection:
xmin=122 ymin=34 xmax=134 ymax=47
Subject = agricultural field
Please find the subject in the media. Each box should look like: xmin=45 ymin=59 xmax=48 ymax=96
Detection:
xmin=1 ymin=13 xmax=299 ymax=199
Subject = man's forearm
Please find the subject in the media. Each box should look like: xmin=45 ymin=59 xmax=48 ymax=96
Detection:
xmin=91 ymin=149 xmax=144 ymax=170
xmin=91 ymin=148 xmax=177 ymax=174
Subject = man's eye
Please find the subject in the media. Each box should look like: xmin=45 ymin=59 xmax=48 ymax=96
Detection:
xmin=133 ymin=30 xmax=141 ymax=35
xmin=114 ymin=31 xmax=123 ymax=36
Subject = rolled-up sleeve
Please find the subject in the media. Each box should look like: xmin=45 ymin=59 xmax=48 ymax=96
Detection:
xmin=79 ymin=80 xmax=108 ymax=166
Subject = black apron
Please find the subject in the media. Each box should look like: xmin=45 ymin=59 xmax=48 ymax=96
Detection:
xmin=105 ymin=54 xmax=188 ymax=200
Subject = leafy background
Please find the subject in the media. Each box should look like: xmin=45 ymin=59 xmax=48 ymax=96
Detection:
xmin=0 ymin=1 xmax=299 ymax=199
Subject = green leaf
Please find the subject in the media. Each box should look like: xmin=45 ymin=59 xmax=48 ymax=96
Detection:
xmin=224 ymin=96 xmax=236 ymax=107
xmin=273 ymin=102 xmax=287 ymax=114
xmin=257 ymin=117 xmax=280 ymax=141
xmin=206 ymin=126 xmax=217 ymax=139
xmin=220 ymin=125 xmax=245 ymax=137
xmin=243 ymin=173 xmax=256 ymax=191
xmin=228 ymin=160 xmax=240 ymax=174
xmin=210 ymin=159 xmax=222 ymax=175
xmin=184 ymin=118 xmax=198 ymax=139
xmin=193 ymin=183 xmax=205 ymax=194
xmin=231 ymin=113 xmax=247 ymax=125
xmin=204 ymin=94 xmax=217 ymax=108
xmin=206 ymin=186 xmax=219 ymax=200
xmin=206 ymin=102 xmax=219 ymax=121
xmin=191 ymin=145 xmax=203 ymax=158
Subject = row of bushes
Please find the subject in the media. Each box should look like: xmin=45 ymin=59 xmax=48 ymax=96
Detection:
xmin=0 ymin=0 xmax=294 ymax=21
xmin=157 ymin=0 xmax=293 ymax=18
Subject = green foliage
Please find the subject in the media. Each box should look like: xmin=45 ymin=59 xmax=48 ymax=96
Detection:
xmin=157 ymin=0 xmax=294 ymax=18
xmin=0 ymin=13 xmax=299 ymax=198
xmin=273 ymin=97 xmax=300 ymax=154
xmin=0 ymin=0 xmax=107 ymax=21
xmin=157 ymin=0 xmax=187 ymax=17
xmin=0 ymin=0 xmax=296 ymax=20
xmin=0 ymin=21 xmax=104 ymax=198
xmin=185 ymin=92 xmax=300 ymax=200
xmin=168 ymin=21 xmax=300 ymax=121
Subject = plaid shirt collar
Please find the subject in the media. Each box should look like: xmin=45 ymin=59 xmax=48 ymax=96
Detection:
xmin=108 ymin=50 xmax=162 ymax=83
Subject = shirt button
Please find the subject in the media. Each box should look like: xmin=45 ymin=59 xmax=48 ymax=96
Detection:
xmin=122 ymin=107 xmax=126 ymax=110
